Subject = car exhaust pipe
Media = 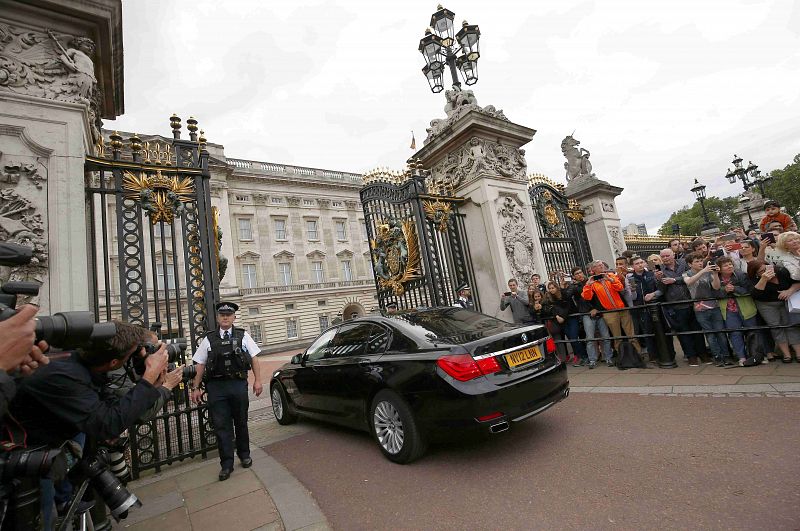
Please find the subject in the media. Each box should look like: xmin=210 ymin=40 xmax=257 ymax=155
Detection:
xmin=489 ymin=421 xmax=509 ymax=434
xmin=564 ymin=387 xmax=570 ymax=398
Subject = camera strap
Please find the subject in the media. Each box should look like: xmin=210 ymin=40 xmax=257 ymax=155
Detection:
xmin=0 ymin=413 xmax=27 ymax=451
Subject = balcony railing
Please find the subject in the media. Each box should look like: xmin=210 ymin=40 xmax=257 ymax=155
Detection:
xmin=239 ymin=279 xmax=374 ymax=296
xmin=226 ymin=158 xmax=363 ymax=185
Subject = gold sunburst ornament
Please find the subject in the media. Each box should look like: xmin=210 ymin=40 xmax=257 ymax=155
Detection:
xmin=123 ymin=169 xmax=195 ymax=224
xmin=422 ymin=199 xmax=453 ymax=232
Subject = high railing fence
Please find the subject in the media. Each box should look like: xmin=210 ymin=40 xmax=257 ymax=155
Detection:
xmin=86 ymin=124 xmax=219 ymax=477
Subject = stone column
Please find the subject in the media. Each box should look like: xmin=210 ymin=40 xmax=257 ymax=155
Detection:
xmin=415 ymin=91 xmax=544 ymax=318
xmin=564 ymin=177 xmax=626 ymax=264
xmin=0 ymin=0 xmax=123 ymax=312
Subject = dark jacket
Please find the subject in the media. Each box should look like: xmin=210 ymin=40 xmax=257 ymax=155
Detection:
xmin=627 ymin=270 xmax=662 ymax=306
xmin=562 ymin=282 xmax=592 ymax=314
xmin=752 ymin=266 xmax=794 ymax=302
xmin=657 ymin=259 xmax=692 ymax=308
xmin=11 ymin=352 xmax=161 ymax=446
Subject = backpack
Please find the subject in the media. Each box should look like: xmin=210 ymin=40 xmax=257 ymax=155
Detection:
xmin=617 ymin=341 xmax=645 ymax=370
xmin=741 ymin=331 xmax=767 ymax=367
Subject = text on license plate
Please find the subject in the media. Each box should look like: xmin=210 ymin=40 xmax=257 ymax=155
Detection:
xmin=505 ymin=345 xmax=542 ymax=368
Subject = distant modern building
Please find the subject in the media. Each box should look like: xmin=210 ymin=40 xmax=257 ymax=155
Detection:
xmin=623 ymin=223 xmax=648 ymax=236
xmin=97 ymin=130 xmax=377 ymax=352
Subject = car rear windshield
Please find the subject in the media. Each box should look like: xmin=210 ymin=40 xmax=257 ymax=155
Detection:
xmin=392 ymin=308 xmax=514 ymax=343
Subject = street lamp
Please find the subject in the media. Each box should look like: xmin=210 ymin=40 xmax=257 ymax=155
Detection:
xmin=691 ymin=178 xmax=717 ymax=232
xmin=724 ymin=154 xmax=768 ymax=194
xmin=738 ymin=196 xmax=757 ymax=231
xmin=418 ymin=5 xmax=481 ymax=93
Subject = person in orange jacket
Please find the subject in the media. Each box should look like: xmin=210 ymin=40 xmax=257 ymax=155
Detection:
xmin=582 ymin=260 xmax=642 ymax=362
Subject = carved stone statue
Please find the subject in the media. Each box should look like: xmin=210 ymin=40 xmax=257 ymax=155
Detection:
xmin=0 ymin=24 xmax=100 ymax=135
xmin=424 ymin=86 xmax=509 ymax=144
xmin=561 ymin=135 xmax=595 ymax=182
xmin=498 ymin=196 xmax=536 ymax=285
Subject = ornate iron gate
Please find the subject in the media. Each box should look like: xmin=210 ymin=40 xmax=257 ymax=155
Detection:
xmin=84 ymin=116 xmax=220 ymax=477
xmin=360 ymin=166 xmax=479 ymax=311
xmin=528 ymin=176 xmax=592 ymax=276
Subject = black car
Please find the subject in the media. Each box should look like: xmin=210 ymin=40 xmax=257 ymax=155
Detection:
xmin=270 ymin=307 xmax=569 ymax=463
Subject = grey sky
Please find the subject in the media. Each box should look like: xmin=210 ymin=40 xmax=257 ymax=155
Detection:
xmin=109 ymin=0 xmax=800 ymax=233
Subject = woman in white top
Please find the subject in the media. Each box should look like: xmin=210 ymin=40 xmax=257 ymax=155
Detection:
xmin=772 ymin=231 xmax=800 ymax=281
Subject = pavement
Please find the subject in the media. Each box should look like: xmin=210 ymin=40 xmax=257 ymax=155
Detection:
xmin=118 ymin=349 xmax=800 ymax=530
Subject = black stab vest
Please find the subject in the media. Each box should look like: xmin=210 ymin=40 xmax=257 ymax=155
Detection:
xmin=205 ymin=327 xmax=250 ymax=380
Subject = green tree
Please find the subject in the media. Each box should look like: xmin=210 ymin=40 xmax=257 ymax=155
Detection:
xmin=658 ymin=196 xmax=740 ymax=235
xmin=764 ymin=153 xmax=800 ymax=217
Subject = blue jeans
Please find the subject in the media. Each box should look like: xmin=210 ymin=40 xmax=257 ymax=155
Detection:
xmin=564 ymin=316 xmax=587 ymax=359
xmin=695 ymin=308 xmax=730 ymax=361
xmin=582 ymin=315 xmax=612 ymax=363
xmin=41 ymin=433 xmax=86 ymax=530
xmin=723 ymin=310 xmax=757 ymax=359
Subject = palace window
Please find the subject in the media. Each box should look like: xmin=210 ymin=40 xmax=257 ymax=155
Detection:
xmin=286 ymin=318 xmax=298 ymax=339
xmin=274 ymin=219 xmax=287 ymax=240
xmin=285 ymin=303 xmax=294 ymax=311
xmin=278 ymin=262 xmax=293 ymax=286
xmin=311 ymin=261 xmax=325 ymax=282
xmin=319 ymin=315 xmax=329 ymax=331
xmin=248 ymin=307 xmax=260 ymax=315
xmin=238 ymin=218 xmax=253 ymax=241
xmin=156 ymin=260 xmax=176 ymax=290
xmin=335 ymin=220 xmax=347 ymax=240
xmin=318 ymin=300 xmax=326 ymax=306
xmin=241 ymin=264 xmax=257 ymax=289
xmin=306 ymin=220 xmax=319 ymax=240
xmin=341 ymin=260 xmax=352 ymax=281
xmin=249 ymin=324 xmax=263 ymax=343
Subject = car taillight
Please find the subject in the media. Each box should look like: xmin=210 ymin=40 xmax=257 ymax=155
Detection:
xmin=545 ymin=337 xmax=556 ymax=354
xmin=437 ymin=352 xmax=502 ymax=382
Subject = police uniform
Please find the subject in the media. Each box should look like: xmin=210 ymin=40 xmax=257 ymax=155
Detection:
xmin=453 ymin=283 xmax=475 ymax=309
xmin=192 ymin=302 xmax=260 ymax=476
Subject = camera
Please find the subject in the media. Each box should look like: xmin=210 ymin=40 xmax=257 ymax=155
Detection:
xmin=75 ymin=448 xmax=140 ymax=521
xmin=0 ymin=242 xmax=115 ymax=350
xmin=0 ymin=446 xmax=65 ymax=484
xmin=131 ymin=338 xmax=194 ymax=381
xmin=710 ymin=248 xmax=725 ymax=259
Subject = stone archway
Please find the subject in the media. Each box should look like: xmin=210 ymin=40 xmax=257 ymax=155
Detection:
xmin=342 ymin=302 xmax=366 ymax=321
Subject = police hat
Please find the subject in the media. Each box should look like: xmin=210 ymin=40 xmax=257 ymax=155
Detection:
xmin=216 ymin=301 xmax=239 ymax=314
xmin=456 ymin=282 xmax=471 ymax=292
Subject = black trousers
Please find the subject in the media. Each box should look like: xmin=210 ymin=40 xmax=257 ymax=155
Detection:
xmin=206 ymin=378 xmax=250 ymax=469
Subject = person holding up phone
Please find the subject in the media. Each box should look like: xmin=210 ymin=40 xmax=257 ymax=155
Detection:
xmin=500 ymin=278 xmax=534 ymax=324
xmin=683 ymin=253 xmax=731 ymax=367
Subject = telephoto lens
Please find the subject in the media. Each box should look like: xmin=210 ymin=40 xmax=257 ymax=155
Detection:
xmin=80 ymin=450 xmax=141 ymax=521
xmin=35 ymin=312 xmax=116 ymax=349
xmin=164 ymin=338 xmax=188 ymax=363
xmin=103 ymin=439 xmax=131 ymax=484
xmin=167 ymin=362 xmax=197 ymax=381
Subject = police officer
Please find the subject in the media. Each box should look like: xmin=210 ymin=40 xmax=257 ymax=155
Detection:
xmin=190 ymin=302 xmax=263 ymax=481
xmin=453 ymin=283 xmax=474 ymax=309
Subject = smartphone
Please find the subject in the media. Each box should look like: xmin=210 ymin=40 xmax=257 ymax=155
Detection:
xmin=719 ymin=233 xmax=737 ymax=242
xmin=504 ymin=291 xmax=512 ymax=296
xmin=761 ymin=233 xmax=775 ymax=243
xmin=654 ymin=264 xmax=662 ymax=271
xmin=563 ymin=275 xmax=572 ymax=282
xmin=728 ymin=243 xmax=742 ymax=251
xmin=591 ymin=274 xmax=603 ymax=281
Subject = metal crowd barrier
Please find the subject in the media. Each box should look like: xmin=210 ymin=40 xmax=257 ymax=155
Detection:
xmin=537 ymin=295 xmax=800 ymax=368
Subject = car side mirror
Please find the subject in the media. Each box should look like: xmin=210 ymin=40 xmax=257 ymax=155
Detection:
xmin=291 ymin=354 xmax=302 ymax=365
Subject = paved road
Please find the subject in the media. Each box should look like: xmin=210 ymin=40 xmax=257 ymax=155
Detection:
xmin=265 ymin=394 xmax=800 ymax=530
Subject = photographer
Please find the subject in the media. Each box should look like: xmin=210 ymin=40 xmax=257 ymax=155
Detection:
xmin=9 ymin=322 xmax=169 ymax=447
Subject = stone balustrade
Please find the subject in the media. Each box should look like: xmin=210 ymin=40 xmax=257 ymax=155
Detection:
xmin=226 ymin=158 xmax=363 ymax=184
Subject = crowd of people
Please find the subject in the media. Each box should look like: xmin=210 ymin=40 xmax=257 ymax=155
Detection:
xmin=499 ymin=201 xmax=800 ymax=369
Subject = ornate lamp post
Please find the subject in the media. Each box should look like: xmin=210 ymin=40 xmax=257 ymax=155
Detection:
xmin=691 ymin=178 xmax=716 ymax=232
xmin=724 ymin=154 xmax=771 ymax=195
xmin=738 ymin=196 xmax=756 ymax=231
xmin=418 ymin=5 xmax=481 ymax=93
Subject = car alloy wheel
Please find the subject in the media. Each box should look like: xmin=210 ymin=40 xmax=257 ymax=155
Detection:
xmin=373 ymin=400 xmax=405 ymax=454
xmin=369 ymin=390 xmax=427 ymax=464
xmin=271 ymin=383 xmax=297 ymax=425
xmin=271 ymin=386 xmax=284 ymax=420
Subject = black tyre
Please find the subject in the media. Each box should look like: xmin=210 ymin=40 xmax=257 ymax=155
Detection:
xmin=369 ymin=389 xmax=427 ymax=464
xmin=271 ymin=383 xmax=298 ymax=425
